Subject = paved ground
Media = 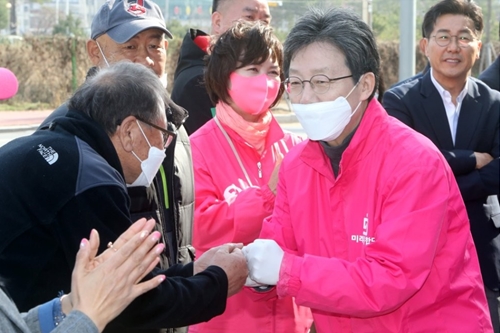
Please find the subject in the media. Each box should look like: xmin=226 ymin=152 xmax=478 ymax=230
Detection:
xmin=0 ymin=102 xmax=298 ymax=133
xmin=0 ymin=110 xmax=53 ymax=131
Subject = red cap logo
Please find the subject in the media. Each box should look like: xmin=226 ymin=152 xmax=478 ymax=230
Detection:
xmin=127 ymin=0 xmax=146 ymax=15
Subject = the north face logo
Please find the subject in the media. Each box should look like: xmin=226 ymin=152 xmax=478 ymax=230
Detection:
xmin=37 ymin=144 xmax=59 ymax=165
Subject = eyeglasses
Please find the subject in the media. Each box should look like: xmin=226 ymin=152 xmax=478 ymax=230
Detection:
xmin=135 ymin=116 xmax=176 ymax=148
xmin=284 ymin=74 xmax=353 ymax=96
xmin=431 ymin=33 xmax=476 ymax=48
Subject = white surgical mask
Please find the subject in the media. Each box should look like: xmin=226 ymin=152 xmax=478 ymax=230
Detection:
xmin=159 ymin=72 xmax=168 ymax=88
xmin=292 ymin=77 xmax=362 ymax=142
xmin=127 ymin=120 xmax=166 ymax=188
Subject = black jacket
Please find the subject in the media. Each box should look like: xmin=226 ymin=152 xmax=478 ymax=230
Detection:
xmin=0 ymin=110 xmax=227 ymax=332
xmin=171 ymin=29 xmax=214 ymax=135
xmin=479 ymin=56 xmax=500 ymax=92
xmin=383 ymin=73 xmax=500 ymax=290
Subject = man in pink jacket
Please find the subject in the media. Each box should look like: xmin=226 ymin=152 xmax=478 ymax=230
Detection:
xmin=243 ymin=7 xmax=493 ymax=332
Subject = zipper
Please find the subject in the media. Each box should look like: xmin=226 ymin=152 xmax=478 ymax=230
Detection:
xmin=159 ymin=165 xmax=169 ymax=209
xmin=257 ymin=161 xmax=262 ymax=179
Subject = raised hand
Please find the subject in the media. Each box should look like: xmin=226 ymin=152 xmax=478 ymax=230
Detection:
xmin=67 ymin=219 xmax=166 ymax=332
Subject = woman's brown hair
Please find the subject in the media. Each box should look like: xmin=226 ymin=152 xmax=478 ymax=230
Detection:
xmin=204 ymin=20 xmax=284 ymax=108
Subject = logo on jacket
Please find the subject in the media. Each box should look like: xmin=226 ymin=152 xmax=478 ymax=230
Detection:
xmin=224 ymin=184 xmax=242 ymax=204
xmin=351 ymin=213 xmax=375 ymax=245
xmin=37 ymin=144 xmax=59 ymax=165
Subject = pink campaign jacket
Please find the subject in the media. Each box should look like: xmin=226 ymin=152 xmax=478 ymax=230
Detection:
xmin=260 ymin=99 xmax=492 ymax=332
xmin=189 ymin=115 xmax=312 ymax=333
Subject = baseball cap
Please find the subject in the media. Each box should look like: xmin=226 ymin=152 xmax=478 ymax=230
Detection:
xmin=0 ymin=68 xmax=18 ymax=100
xmin=91 ymin=0 xmax=173 ymax=43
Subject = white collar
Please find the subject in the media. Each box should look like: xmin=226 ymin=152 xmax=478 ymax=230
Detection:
xmin=430 ymin=68 xmax=468 ymax=103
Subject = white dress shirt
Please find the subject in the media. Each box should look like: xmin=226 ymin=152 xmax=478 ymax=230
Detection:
xmin=430 ymin=68 xmax=468 ymax=145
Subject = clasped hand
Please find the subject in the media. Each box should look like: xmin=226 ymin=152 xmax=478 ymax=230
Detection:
xmin=193 ymin=239 xmax=284 ymax=296
xmin=193 ymin=243 xmax=248 ymax=297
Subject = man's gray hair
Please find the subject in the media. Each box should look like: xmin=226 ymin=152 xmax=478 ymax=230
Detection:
xmin=68 ymin=61 xmax=167 ymax=134
xmin=284 ymin=7 xmax=380 ymax=100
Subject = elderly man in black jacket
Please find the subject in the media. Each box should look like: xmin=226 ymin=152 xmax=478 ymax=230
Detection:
xmin=0 ymin=62 xmax=248 ymax=333
xmin=42 ymin=0 xmax=195 ymax=279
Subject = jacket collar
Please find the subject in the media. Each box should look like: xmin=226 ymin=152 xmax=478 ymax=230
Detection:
xmin=429 ymin=68 xmax=469 ymax=104
xmin=455 ymin=78 xmax=483 ymax=148
xmin=421 ymin=70 xmax=481 ymax=100
xmin=48 ymin=110 xmax=124 ymax=179
xmin=419 ymin=72 xmax=482 ymax=149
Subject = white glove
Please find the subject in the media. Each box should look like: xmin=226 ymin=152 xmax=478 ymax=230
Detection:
xmin=485 ymin=195 xmax=500 ymax=228
xmin=244 ymin=276 xmax=264 ymax=287
xmin=243 ymin=239 xmax=284 ymax=285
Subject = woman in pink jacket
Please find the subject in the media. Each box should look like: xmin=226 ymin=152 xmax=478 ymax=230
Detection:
xmin=243 ymin=7 xmax=493 ymax=333
xmin=188 ymin=21 xmax=312 ymax=333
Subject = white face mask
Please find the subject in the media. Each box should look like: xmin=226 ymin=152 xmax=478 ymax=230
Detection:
xmin=127 ymin=120 xmax=166 ymax=188
xmin=292 ymin=77 xmax=362 ymax=142
xmin=159 ymin=73 xmax=168 ymax=88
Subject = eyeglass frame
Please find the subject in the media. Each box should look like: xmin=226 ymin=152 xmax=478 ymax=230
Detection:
xmin=430 ymin=33 xmax=478 ymax=48
xmin=135 ymin=116 xmax=176 ymax=149
xmin=284 ymin=74 xmax=353 ymax=96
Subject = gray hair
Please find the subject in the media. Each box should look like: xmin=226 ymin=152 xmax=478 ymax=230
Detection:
xmin=283 ymin=7 xmax=380 ymax=100
xmin=68 ymin=61 xmax=167 ymax=135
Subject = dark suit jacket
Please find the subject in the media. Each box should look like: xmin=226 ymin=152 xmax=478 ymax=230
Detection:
xmin=383 ymin=72 xmax=500 ymax=290
xmin=479 ymin=56 xmax=500 ymax=92
xmin=171 ymin=29 xmax=214 ymax=136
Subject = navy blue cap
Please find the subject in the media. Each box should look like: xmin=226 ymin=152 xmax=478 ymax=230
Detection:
xmin=91 ymin=0 xmax=173 ymax=43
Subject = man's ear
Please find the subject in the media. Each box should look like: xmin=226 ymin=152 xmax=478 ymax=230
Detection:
xmin=163 ymin=39 xmax=169 ymax=51
xmin=419 ymin=38 xmax=426 ymax=54
xmin=113 ymin=116 xmax=138 ymax=153
xmin=359 ymin=72 xmax=376 ymax=101
xmin=87 ymin=39 xmax=102 ymax=66
xmin=421 ymin=38 xmax=430 ymax=58
xmin=211 ymin=11 xmax=222 ymax=35
xmin=476 ymin=40 xmax=482 ymax=60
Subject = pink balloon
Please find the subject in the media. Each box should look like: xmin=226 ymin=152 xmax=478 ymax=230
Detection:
xmin=0 ymin=67 xmax=19 ymax=100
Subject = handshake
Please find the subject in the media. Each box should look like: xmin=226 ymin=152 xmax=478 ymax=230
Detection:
xmin=193 ymin=239 xmax=284 ymax=297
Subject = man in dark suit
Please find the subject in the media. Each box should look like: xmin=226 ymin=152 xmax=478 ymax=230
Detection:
xmin=479 ymin=55 xmax=500 ymax=91
xmin=383 ymin=1 xmax=500 ymax=331
xmin=479 ymin=26 xmax=500 ymax=92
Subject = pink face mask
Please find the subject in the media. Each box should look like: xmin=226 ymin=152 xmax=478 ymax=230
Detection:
xmin=228 ymin=72 xmax=280 ymax=115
